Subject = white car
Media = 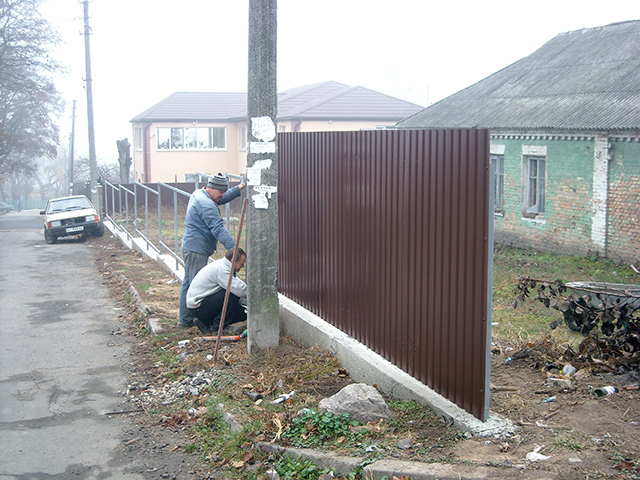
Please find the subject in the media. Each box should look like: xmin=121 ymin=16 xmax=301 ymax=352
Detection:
xmin=40 ymin=195 xmax=105 ymax=244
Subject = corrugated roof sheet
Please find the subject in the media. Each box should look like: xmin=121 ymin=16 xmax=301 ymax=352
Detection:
xmin=397 ymin=20 xmax=640 ymax=131
xmin=131 ymin=81 xmax=423 ymax=123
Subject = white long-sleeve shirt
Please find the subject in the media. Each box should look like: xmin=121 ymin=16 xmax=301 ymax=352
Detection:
xmin=186 ymin=257 xmax=247 ymax=309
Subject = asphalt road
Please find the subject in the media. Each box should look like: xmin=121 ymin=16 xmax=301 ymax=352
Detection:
xmin=0 ymin=210 xmax=145 ymax=479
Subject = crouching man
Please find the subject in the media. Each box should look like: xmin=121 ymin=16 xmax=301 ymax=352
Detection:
xmin=186 ymin=248 xmax=247 ymax=335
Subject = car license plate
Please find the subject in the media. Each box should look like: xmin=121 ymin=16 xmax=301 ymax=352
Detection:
xmin=66 ymin=226 xmax=84 ymax=233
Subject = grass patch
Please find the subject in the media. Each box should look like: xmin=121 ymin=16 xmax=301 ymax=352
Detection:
xmin=490 ymin=245 xmax=639 ymax=344
xmin=552 ymin=430 xmax=590 ymax=452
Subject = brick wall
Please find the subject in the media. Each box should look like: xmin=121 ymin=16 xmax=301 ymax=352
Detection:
xmin=607 ymin=138 xmax=640 ymax=263
xmin=493 ymin=135 xmax=596 ymax=256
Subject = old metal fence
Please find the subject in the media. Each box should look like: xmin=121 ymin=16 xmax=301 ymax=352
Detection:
xmin=278 ymin=129 xmax=493 ymax=420
xmin=102 ymin=174 xmax=243 ymax=270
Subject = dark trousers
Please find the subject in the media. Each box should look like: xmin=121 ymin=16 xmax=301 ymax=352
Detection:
xmin=188 ymin=289 xmax=246 ymax=333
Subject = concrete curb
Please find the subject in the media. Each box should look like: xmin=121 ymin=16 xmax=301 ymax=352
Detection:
xmin=257 ymin=442 xmax=554 ymax=480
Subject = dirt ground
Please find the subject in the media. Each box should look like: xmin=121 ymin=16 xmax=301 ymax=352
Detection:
xmin=88 ymin=234 xmax=640 ymax=479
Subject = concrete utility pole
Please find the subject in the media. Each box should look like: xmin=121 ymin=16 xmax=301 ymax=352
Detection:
xmin=246 ymin=0 xmax=279 ymax=352
xmin=83 ymin=0 xmax=98 ymax=205
xmin=69 ymin=100 xmax=76 ymax=195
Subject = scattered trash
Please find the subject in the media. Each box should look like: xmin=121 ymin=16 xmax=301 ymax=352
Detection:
xmin=188 ymin=408 xmax=197 ymax=417
xmin=526 ymin=445 xmax=550 ymax=462
xmin=245 ymin=391 xmax=263 ymax=401
xmin=547 ymin=377 xmax=572 ymax=389
xmin=266 ymin=468 xmax=280 ymax=480
xmin=593 ymin=386 xmax=618 ymax=397
xmin=177 ymin=340 xmax=190 ymax=348
xmin=165 ymin=279 xmax=179 ymax=284
xmin=271 ymin=390 xmax=295 ymax=404
xmin=205 ymin=354 xmax=213 ymax=361
xmin=505 ymin=357 xmax=512 ymax=364
xmin=569 ymin=458 xmax=583 ymax=463
xmin=562 ymin=365 xmax=577 ymax=376
xmin=540 ymin=396 xmax=556 ymax=403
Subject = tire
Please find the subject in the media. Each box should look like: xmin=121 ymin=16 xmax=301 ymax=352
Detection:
xmin=91 ymin=221 xmax=105 ymax=237
xmin=44 ymin=229 xmax=57 ymax=244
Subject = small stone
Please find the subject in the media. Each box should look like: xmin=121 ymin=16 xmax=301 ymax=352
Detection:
xmin=398 ymin=438 xmax=413 ymax=449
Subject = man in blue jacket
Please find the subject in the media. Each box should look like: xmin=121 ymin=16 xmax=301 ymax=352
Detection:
xmin=178 ymin=173 xmax=246 ymax=327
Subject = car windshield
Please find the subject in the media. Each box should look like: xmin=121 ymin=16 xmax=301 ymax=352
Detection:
xmin=48 ymin=197 xmax=93 ymax=213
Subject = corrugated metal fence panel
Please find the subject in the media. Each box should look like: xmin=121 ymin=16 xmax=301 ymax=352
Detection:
xmin=278 ymin=129 xmax=491 ymax=420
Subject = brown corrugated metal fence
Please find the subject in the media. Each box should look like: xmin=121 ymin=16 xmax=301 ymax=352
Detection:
xmin=278 ymin=129 xmax=492 ymax=420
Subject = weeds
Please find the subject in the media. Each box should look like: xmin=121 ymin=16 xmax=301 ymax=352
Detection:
xmin=552 ymin=430 xmax=590 ymax=451
xmin=282 ymin=409 xmax=360 ymax=447
xmin=274 ymin=455 xmax=327 ymax=480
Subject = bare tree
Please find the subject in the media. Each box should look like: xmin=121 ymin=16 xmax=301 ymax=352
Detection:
xmin=116 ymin=138 xmax=132 ymax=183
xmin=74 ymin=155 xmax=121 ymax=187
xmin=34 ymin=148 xmax=69 ymax=200
xmin=0 ymin=0 xmax=64 ymax=183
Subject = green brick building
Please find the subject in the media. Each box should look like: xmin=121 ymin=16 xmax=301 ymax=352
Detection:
xmin=398 ymin=20 xmax=640 ymax=264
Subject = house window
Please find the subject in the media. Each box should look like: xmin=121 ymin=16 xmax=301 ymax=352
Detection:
xmin=197 ymin=128 xmax=211 ymax=148
xmin=212 ymin=127 xmax=226 ymax=149
xmin=157 ymin=128 xmax=170 ymax=149
xmin=135 ymin=127 xmax=143 ymax=150
xmin=185 ymin=128 xmax=198 ymax=148
xmin=239 ymin=126 xmax=247 ymax=150
xmin=171 ymin=128 xmax=184 ymax=149
xmin=523 ymin=155 xmax=545 ymax=217
xmin=490 ymin=154 xmax=504 ymax=214
xmin=156 ymin=127 xmax=226 ymax=150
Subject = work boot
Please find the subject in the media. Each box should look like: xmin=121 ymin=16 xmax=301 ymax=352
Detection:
xmin=194 ymin=318 xmax=214 ymax=335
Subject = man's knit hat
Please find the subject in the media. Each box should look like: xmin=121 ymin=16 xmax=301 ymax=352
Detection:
xmin=207 ymin=173 xmax=228 ymax=192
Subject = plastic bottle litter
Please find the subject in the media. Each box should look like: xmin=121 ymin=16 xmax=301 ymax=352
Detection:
xmin=540 ymin=396 xmax=556 ymax=403
xmin=271 ymin=390 xmax=295 ymax=404
xmin=177 ymin=340 xmax=190 ymax=348
xmin=593 ymin=386 xmax=617 ymax=397
xmin=562 ymin=365 xmax=577 ymax=376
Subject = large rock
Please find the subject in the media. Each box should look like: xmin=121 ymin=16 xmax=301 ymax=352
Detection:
xmin=318 ymin=383 xmax=394 ymax=423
